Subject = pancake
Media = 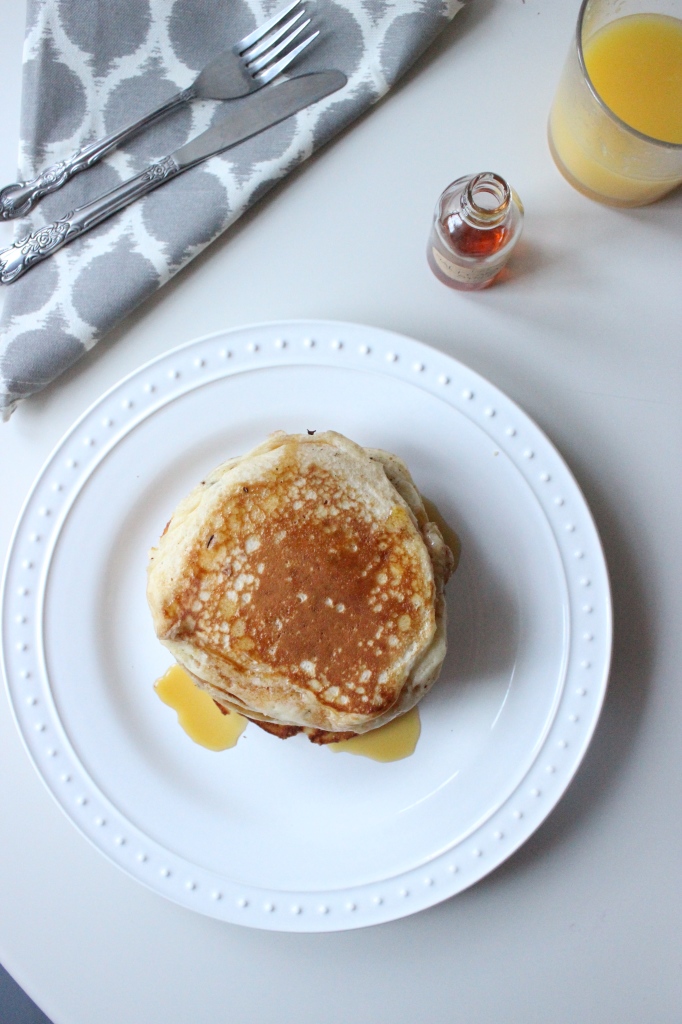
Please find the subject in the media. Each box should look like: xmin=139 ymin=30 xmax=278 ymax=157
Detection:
xmin=147 ymin=431 xmax=455 ymax=741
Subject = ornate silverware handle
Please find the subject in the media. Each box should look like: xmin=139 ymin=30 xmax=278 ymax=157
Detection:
xmin=0 ymin=156 xmax=180 ymax=284
xmin=0 ymin=88 xmax=193 ymax=221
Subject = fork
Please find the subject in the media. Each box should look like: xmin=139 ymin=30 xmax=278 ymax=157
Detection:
xmin=0 ymin=0 xmax=318 ymax=220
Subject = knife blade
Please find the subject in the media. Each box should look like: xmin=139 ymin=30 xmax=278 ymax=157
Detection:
xmin=176 ymin=70 xmax=346 ymax=168
xmin=0 ymin=71 xmax=347 ymax=284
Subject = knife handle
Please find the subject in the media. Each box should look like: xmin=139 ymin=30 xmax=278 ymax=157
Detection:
xmin=0 ymin=155 xmax=180 ymax=284
xmin=0 ymin=88 xmax=193 ymax=221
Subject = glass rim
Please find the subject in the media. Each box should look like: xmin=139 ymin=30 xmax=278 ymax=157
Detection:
xmin=575 ymin=0 xmax=682 ymax=151
xmin=465 ymin=172 xmax=511 ymax=220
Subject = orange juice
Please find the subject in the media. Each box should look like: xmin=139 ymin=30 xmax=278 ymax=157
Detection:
xmin=549 ymin=10 xmax=682 ymax=206
xmin=584 ymin=15 xmax=682 ymax=144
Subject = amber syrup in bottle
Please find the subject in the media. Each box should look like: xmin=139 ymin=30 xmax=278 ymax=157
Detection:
xmin=427 ymin=172 xmax=524 ymax=291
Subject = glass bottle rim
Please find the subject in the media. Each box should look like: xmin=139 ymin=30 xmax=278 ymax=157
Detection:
xmin=461 ymin=173 xmax=511 ymax=226
xmin=575 ymin=0 xmax=682 ymax=151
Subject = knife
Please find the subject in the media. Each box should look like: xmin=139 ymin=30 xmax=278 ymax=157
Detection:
xmin=0 ymin=70 xmax=346 ymax=284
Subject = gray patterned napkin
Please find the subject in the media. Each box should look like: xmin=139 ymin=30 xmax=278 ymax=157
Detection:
xmin=0 ymin=0 xmax=462 ymax=418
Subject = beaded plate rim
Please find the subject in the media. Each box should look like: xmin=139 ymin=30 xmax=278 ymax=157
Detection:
xmin=1 ymin=319 xmax=612 ymax=932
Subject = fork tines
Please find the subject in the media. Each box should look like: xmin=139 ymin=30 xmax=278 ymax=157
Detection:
xmin=236 ymin=0 xmax=319 ymax=85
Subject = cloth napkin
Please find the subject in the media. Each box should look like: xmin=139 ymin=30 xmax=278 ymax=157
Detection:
xmin=0 ymin=0 xmax=462 ymax=418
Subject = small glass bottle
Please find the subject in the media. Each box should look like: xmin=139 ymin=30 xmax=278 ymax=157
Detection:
xmin=427 ymin=172 xmax=524 ymax=291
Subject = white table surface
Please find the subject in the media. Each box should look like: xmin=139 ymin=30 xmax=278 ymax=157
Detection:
xmin=2 ymin=1 xmax=681 ymax=1022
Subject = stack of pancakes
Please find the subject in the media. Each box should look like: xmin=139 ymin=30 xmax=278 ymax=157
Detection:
xmin=147 ymin=431 xmax=455 ymax=742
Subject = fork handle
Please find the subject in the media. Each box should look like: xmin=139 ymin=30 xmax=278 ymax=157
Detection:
xmin=0 ymin=87 xmax=195 ymax=221
xmin=0 ymin=155 xmax=181 ymax=283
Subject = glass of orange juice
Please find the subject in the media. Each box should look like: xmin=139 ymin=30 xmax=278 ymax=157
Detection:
xmin=548 ymin=0 xmax=682 ymax=206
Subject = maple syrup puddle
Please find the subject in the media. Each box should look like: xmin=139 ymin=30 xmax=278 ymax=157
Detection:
xmin=155 ymin=665 xmax=247 ymax=751
xmin=327 ymin=706 xmax=421 ymax=762
xmin=154 ymin=666 xmax=420 ymax=761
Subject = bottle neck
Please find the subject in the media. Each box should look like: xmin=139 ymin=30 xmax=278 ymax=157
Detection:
xmin=459 ymin=173 xmax=511 ymax=228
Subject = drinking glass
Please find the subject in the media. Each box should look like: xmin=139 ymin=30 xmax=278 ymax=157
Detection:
xmin=548 ymin=0 xmax=682 ymax=206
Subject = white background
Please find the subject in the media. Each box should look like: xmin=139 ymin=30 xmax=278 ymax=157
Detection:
xmin=1 ymin=0 xmax=681 ymax=1021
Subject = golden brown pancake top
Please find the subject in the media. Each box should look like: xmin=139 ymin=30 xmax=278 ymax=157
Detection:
xmin=159 ymin=451 xmax=434 ymax=717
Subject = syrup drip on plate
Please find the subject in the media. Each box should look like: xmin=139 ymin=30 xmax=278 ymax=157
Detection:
xmin=154 ymin=666 xmax=420 ymax=761
xmin=327 ymin=706 xmax=421 ymax=762
xmin=155 ymin=665 xmax=246 ymax=751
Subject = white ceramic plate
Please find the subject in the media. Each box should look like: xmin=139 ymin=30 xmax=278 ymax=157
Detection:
xmin=1 ymin=321 xmax=611 ymax=931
